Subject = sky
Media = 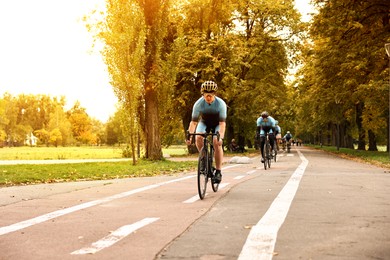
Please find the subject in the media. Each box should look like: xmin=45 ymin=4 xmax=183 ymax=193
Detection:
xmin=0 ymin=0 xmax=116 ymax=122
xmin=0 ymin=0 xmax=314 ymax=123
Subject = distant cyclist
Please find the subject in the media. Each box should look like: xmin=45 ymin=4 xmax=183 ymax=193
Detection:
xmin=284 ymin=131 xmax=293 ymax=143
xmin=256 ymin=111 xmax=276 ymax=163
xmin=186 ymin=81 xmax=227 ymax=184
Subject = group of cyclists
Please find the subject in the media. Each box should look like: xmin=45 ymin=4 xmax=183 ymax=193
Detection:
xmin=186 ymin=80 xmax=294 ymax=184
xmin=256 ymin=111 xmax=293 ymax=162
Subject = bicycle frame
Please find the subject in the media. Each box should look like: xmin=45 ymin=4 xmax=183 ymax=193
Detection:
xmin=186 ymin=131 xmax=220 ymax=199
xmin=262 ymin=133 xmax=272 ymax=170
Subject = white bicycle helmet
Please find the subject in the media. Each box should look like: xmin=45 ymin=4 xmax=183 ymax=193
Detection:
xmin=201 ymin=81 xmax=218 ymax=94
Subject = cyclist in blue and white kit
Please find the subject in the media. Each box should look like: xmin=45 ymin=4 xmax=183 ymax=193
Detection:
xmin=275 ymin=120 xmax=281 ymax=151
xmin=256 ymin=111 xmax=276 ymax=163
xmin=186 ymin=81 xmax=227 ymax=183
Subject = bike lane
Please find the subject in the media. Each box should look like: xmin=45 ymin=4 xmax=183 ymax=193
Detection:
xmin=0 ymin=156 xmax=261 ymax=259
xmin=157 ymin=146 xmax=390 ymax=260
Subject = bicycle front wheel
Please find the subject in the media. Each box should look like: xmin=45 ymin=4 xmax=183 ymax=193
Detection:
xmin=197 ymin=148 xmax=208 ymax=200
xmin=266 ymin=143 xmax=271 ymax=169
xmin=211 ymin=167 xmax=219 ymax=192
xmin=273 ymin=144 xmax=277 ymax=162
xmin=263 ymin=143 xmax=268 ymax=170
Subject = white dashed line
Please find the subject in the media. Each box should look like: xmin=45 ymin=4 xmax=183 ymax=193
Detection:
xmin=247 ymin=170 xmax=256 ymax=175
xmin=0 ymin=176 xmax=194 ymax=236
xmin=71 ymin=217 xmax=159 ymax=255
xmin=183 ymin=182 xmax=230 ymax=203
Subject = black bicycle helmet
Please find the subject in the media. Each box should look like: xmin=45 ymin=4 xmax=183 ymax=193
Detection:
xmin=261 ymin=111 xmax=269 ymax=118
xmin=201 ymin=81 xmax=218 ymax=94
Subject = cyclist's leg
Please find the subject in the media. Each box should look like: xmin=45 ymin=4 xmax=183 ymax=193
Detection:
xmin=269 ymin=133 xmax=275 ymax=153
xmin=212 ymin=126 xmax=223 ymax=183
xmin=195 ymin=122 xmax=207 ymax=152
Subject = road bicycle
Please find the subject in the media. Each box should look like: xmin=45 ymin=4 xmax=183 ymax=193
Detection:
xmin=262 ymin=133 xmax=272 ymax=170
xmin=272 ymin=140 xmax=278 ymax=162
xmin=186 ymin=131 xmax=220 ymax=200
xmin=287 ymin=140 xmax=291 ymax=153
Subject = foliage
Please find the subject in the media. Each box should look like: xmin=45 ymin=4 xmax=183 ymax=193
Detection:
xmin=0 ymin=93 xmax=104 ymax=147
xmin=295 ymin=0 xmax=390 ymax=150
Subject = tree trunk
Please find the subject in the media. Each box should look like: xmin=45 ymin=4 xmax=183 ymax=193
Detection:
xmin=141 ymin=0 xmax=164 ymax=160
xmin=356 ymin=102 xmax=366 ymax=150
xmin=144 ymin=83 xmax=163 ymax=160
xmin=368 ymin=130 xmax=378 ymax=151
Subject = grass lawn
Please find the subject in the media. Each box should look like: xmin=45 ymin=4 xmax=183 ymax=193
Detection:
xmin=0 ymin=145 xmax=189 ymax=160
xmin=0 ymin=159 xmax=198 ymax=186
xmin=0 ymin=145 xmax=194 ymax=186
xmin=2 ymin=144 xmax=388 ymax=187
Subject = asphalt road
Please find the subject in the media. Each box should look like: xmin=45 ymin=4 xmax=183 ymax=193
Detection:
xmin=0 ymin=146 xmax=389 ymax=260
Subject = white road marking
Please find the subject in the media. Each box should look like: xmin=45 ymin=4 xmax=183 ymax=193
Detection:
xmin=287 ymin=154 xmax=294 ymax=157
xmin=233 ymin=168 xmax=257 ymax=180
xmin=70 ymin=217 xmax=159 ymax=255
xmin=1 ymin=164 xmax=242 ymax=235
xmin=183 ymin=195 xmax=200 ymax=204
xmin=247 ymin=170 xmax=257 ymax=175
xmin=238 ymin=150 xmax=308 ymax=260
xmin=223 ymin=164 xmax=241 ymax=170
xmin=183 ymin=182 xmax=230 ymax=203
xmin=218 ymin=183 xmax=229 ymax=189
xmin=0 ymin=176 xmax=194 ymax=236
xmin=182 ymin=163 xmax=241 ymax=203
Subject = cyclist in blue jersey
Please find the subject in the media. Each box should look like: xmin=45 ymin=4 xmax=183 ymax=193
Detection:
xmin=256 ymin=111 xmax=276 ymax=163
xmin=275 ymin=120 xmax=281 ymax=151
xmin=284 ymin=131 xmax=293 ymax=143
xmin=186 ymin=81 xmax=227 ymax=183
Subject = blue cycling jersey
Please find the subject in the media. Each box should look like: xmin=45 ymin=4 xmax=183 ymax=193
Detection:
xmin=275 ymin=125 xmax=281 ymax=134
xmin=256 ymin=115 xmax=276 ymax=135
xmin=191 ymin=96 xmax=227 ymax=131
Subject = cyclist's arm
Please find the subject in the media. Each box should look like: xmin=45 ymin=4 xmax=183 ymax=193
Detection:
xmin=218 ymin=121 xmax=226 ymax=140
xmin=188 ymin=121 xmax=197 ymax=134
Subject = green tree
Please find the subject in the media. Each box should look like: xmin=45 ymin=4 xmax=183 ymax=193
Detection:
xmin=90 ymin=0 xmax=170 ymax=160
xmin=50 ymin=128 xmax=63 ymax=147
xmin=296 ymin=0 xmax=390 ymax=150
xmin=67 ymin=102 xmax=94 ymax=145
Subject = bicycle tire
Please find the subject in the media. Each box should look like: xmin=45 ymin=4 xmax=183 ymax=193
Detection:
xmin=197 ymin=148 xmax=208 ymax=200
xmin=273 ymin=144 xmax=277 ymax=162
xmin=211 ymin=160 xmax=219 ymax=192
xmin=262 ymin=142 xmax=268 ymax=170
xmin=206 ymin=143 xmax=219 ymax=192
xmin=266 ymin=142 xmax=271 ymax=168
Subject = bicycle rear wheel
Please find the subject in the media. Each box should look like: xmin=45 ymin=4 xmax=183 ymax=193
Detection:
xmin=197 ymin=148 xmax=208 ymax=200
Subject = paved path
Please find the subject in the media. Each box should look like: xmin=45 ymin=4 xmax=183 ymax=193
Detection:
xmin=1 ymin=146 xmax=389 ymax=259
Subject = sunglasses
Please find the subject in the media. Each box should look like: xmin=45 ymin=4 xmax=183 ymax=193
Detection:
xmin=203 ymin=92 xmax=215 ymax=97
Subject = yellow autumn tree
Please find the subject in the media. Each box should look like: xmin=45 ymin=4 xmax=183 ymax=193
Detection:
xmin=88 ymin=0 xmax=170 ymax=160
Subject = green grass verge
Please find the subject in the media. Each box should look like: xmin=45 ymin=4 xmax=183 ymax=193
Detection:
xmin=0 ymin=145 xmax=189 ymax=160
xmin=0 ymin=159 xmax=198 ymax=186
